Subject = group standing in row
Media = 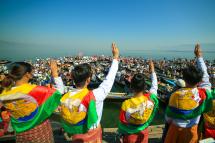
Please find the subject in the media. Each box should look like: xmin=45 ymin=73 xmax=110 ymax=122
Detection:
xmin=0 ymin=43 xmax=214 ymax=143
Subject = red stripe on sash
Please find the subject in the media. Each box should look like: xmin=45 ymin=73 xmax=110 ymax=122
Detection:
xmin=119 ymin=109 xmax=128 ymax=124
xmin=198 ymin=88 xmax=207 ymax=104
xmin=143 ymin=93 xmax=150 ymax=100
xmin=28 ymin=86 xmax=56 ymax=106
xmin=81 ymin=91 xmax=95 ymax=109
xmin=119 ymin=93 xmax=152 ymax=124
xmin=205 ymin=123 xmax=215 ymax=138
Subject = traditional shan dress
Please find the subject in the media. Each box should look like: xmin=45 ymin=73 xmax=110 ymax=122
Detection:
xmin=118 ymin=93 xmax=159 ymax=143
xmin=60 ymin=88 xmax=101 ymax=143
xmin=203 ymin=89 xmax=215 ymax=138
xmin=0 ymin=83 xmax=61 ymax=143
xmin=165 ymin=88 xmax=213 ymax=143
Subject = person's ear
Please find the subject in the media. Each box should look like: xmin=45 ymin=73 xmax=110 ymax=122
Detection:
xmin=86 ymin=77 xmax=91 ymax=85
xmin=25 ymin=72 xmax=33 ymax=79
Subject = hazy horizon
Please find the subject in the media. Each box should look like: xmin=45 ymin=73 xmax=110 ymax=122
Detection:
xmin=1 ymin=39 xmax=215 ymax=61
xmin=0 ymin=0 xmax=215 ymax=60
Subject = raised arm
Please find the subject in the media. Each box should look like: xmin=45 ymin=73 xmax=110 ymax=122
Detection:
xmin=194 ymin=44 xmax=211 ymax=90
xmin=149 ymin=60 xmax=158 ymax=95
xmin=50 ymin=60 xmax=65 ymax=94
xmin=93 ymin=43 xmax=119 ymax=101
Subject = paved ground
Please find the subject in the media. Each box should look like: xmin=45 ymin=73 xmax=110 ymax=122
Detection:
xmin=52 ymin=122 xmax=164 ymax=143
xmin=0 ymin=122 xmax=164 ymax=143
xmin=53 ymin=130 xmax=162 ymax=143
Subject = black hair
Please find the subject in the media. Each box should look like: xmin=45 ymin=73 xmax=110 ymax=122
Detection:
xmin=182 ymin=65 xmax=203 ymax=86
xmin=130 ymin=73 xmax=146 ymax=93
xmin=72 ymin=63 xmax=92 ymax=88
xmin=1 ymin=62 xmax=33 ymax=89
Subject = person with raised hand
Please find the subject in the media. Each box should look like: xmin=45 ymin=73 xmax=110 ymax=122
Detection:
xmin=164 ymin=43 xmax=213 ymax=143
xmin=49 ymin=60 xmax=65 ymax=94
xmin=60 ymin=43 xmax=119 ymax=142
xmin=118 ymin=60 xmax=159 ymax=143
xmin=0 ymin=60 xmax=63 ymax=143
xmin=194 ymin=44 xmax=215 ymax=139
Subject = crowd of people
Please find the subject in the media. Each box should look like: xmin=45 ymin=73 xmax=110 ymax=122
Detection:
xmin=0 ymin=43 xmax=214 ymax=143
xmin=1 ymin=51 xmax=214 ymax=90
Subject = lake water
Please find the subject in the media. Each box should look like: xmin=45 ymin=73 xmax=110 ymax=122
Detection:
xmin=1 ymin=44 xmax=215 ymax=61
xmin=121 ymin=50 xmax=215 ymax=60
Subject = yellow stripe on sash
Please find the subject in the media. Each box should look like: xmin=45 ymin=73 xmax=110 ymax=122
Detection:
xmin=60 ymin=88 xmax=89 ymax=124
xmin=0 ymin=84 xmax=37 ymax=119
xmin=122 ymin=95 xmax=154 ymax=125
xmin=122 ymin=95 xmax=149 ymax=111
xmin=203 ymin=100 xmax=215 ymax=128
xmin=60 ymin=88 xmax=89 ymax=102
xmin=169 ymin=88 xmax=199 ymax=110
xmin=0 ymin=84 xmax=36 ymax=97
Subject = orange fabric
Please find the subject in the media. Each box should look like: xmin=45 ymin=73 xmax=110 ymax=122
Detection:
xmin=1 ymin=111 xmax=10 ymax=133
xmin=1 ymin=111 xmax=10 ymax=121
xmin=71 ymin=126 xmax=102 ymax=143
xmin=122 ymin=128 xmax=149 ymax=143
xmin=164 ymin=124 xmax=198 ymax=143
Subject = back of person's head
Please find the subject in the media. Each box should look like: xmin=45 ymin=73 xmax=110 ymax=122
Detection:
xmin=1 ymin=62 xmax=33 ymax=89
xmin=182 ymin=65 xmax=203 ymax=87
xmin=72 ymin=63 xmax=92 ymax=88
xmin=130 ymin=73 xmax=146 ymax=93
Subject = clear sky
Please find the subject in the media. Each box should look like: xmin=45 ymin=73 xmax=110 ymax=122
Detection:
xmin=0 ymin=0 xmax=215 ymax=59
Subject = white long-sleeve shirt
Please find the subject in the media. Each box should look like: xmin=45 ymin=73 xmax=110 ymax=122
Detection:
xmin=53 ymin=77 xmax=65 ymax=94
xmin=197 ymin=57 xmax=211 ymax=90
xmin=149 ymin=72 xmax=158 ymax=95
xmin=93 ymin=59 xmax=119 ymax=126
xmin=166 ymin=57 xmax=211 ymax=128
xmin=58 ymin=59 xmax=119 ymax=128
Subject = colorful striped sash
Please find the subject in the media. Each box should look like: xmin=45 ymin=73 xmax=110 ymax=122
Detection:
xmin=0 ymin=84 xmax=61 ymax=133
xmin=166 ymin=88 xmax=213 ymax=120
xmin=118 ymin=93 xmax=159 ymax=134
xmin=60 ymin=88 xmax=98 ymax=135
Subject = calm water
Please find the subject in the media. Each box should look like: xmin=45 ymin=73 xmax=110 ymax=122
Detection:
xmin=121 ymin=50 xmax=215 ymax=60
xmin=1 ymin=42 xmax=215 ymax=61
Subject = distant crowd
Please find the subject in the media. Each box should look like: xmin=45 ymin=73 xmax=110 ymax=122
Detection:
xmin=0 ymin=43 xmax=214 ymax=143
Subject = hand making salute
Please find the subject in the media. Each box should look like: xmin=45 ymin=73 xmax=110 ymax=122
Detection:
xmin=60 ymin=43 xmax=119 ymax=142
xmin=164 ymin=44 xmax=213 ymax=143
xmin=0 ymin=61 xmax=64 ymax=143
xmin=118 ymin=60 xmax=159 ymax=143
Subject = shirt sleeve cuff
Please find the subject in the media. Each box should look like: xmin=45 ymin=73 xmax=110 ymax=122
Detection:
xmin=197 ymin=57 xmax=204 ymax=62
xmin=54 ymin=77 xmax=63 ymax=83
xmin=113 ymin=58 xmax=119 ymax=63
xmin=151 ymin=72 xmax=156 ymax=78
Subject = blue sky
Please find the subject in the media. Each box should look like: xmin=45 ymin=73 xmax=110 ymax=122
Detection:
xmin=0 ymin=0 xmax=215 ymax=59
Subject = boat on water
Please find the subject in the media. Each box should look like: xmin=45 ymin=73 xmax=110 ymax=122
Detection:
xmin=0 ymin=60 xmax=11 ymax=65
xmin=112 ymin=72 xmax=178 ymax=103
xmin=0 ymin=57 xmax=214 ymax=142
xmin=1 ymin=56 xmax=214 ymax=103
